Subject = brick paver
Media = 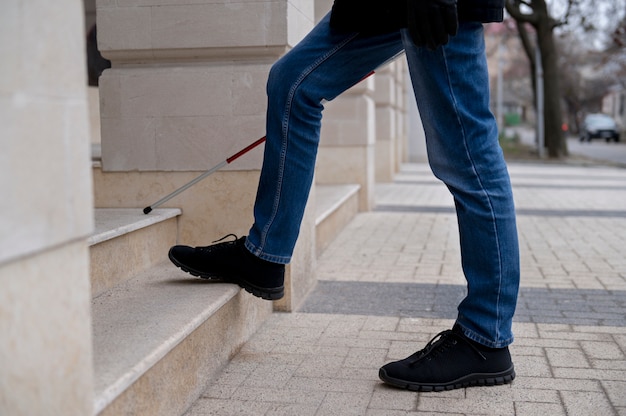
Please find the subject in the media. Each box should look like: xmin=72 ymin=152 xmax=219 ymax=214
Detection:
xmin=185 ymin=161 xmax=626 ymax=416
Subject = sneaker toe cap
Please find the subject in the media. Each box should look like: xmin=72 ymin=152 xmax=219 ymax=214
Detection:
xmin=169 ymin=245 xmax=198 ymax=267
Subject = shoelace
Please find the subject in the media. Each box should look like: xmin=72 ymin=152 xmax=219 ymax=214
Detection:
xmin=197 ymin=234 xmax=239 ymax=253
xmin=408 ymin=330 xmax=487 ymax=367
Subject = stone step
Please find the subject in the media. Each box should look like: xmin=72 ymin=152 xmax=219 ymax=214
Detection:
xmin=92 ymin=261 xmax=270 ymax=415
xmin=89 ymin=208 xmax=180 ymax=297
xmin=89 ymin=184 xmax=360 ymax=415
xmin=315 ymin=184 xmax=360 ymax=256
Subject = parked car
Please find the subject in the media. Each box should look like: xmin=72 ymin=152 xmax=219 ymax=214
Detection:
xmin=580 ymin=113 xmax=620 ymax=142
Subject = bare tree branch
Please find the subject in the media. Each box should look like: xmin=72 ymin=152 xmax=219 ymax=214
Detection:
xmin=559 ymin=0 xmax=577 ymax=26
xmin=505 ymin=0 xmax=539 ymax=25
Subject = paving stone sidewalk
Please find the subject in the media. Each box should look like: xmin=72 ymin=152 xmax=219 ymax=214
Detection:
xmin=186 ymin=162 xmax=626 ymax=416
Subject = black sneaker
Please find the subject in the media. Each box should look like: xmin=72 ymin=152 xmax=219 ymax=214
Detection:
xmin=379 ymin=325 xmax=515 ymax=392
xmin=168 ymin=235 xmax=285 ymax=300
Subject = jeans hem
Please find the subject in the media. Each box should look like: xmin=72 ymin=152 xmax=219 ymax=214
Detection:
xmin=244 ymin=238 xmax=291 ymax=265
xmin=455 ymin=320 xmax=514 ymax=349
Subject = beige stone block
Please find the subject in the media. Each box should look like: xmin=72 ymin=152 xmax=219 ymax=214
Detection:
xmin=0 ymin=3 xmax=19 ymax=96
xmin=345 ymin=76 xmax=375 ymax=96
xmin=88 ymin=87 xmax=102 ymax=144
xmin=316 ymin=145 xmax=375 ymax=211
xmin=232 ymin=65 xmax=274 ymax=116
xmin=100 ymin=116 xmax=159 ymax=170
xmin=0 ymin=242 xmax=94 ymax=416
xmin=315 ymin=0 xmax=333 ymax=21
xmin=1 ymin=97 xmax=93 ymax=264
xmin=97 ymin=1 xmax=313 ymax=60
xmin=161 ymin=115 xmax=266 ymax=170
xmin=5 ymin=1 xmax=87 ymax=98
xmin=375 ymin=140 xmax=394 ymax=183
xmin=89 ymin=216 xmax=178 ymax=297
xmin=376 ymin=105 xmax=396 ymax=142
xmin=99 ymin=64 xmax=269 ymax=171
xmin=95 ymin=0 xmax=315 ymax=174
xmin=395 ymin=59 xmax=407 ymax=83
xmin=156 ymin=115 xmax=234 ymax=166
xmin=373 ymin=72 xmax=396 ymax=105
xmin=321 ymin=94 xmax=375 ymax=146
xmin=2 ymin=5 xmax=92 ymax=271
xmin=396 ymin=110 xmax=407 ymax=165
xmin=375 ymin=106 xmax=396 ymax=182
xmin=96 ymin=6 xmax=152 ymax=55
xmin=100 ymin=67 xmax=234 ymax=118
xmin=288 ymin=0 xmax=315 ymax=45
xmin=98 ymin=71 xmax=122 ymax=118
xmin=396 ymin=81 xmax=405 ymax=109
xmin=1 ymin=0 xmax=93 ymax=260
xmin=292 ymin=0 xmax=316 ymax=17
xmin=150 ymin=3 xmax=287 ymax=49
xmin=96 ymin=0 xmax=116 ymax=7
xmin=101 ymin=114 xmax=266 ymax=171
xmin=93 ymin=169 xmax=258 ymax=244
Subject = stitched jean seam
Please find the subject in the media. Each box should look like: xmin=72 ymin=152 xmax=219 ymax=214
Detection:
xmin=255 ymin=32 xmax=361 ymax=257
xmin=440 ymin=46 xmax=505 ymax=345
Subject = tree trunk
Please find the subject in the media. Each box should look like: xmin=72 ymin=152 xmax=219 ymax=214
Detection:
xmin=505 ymin=0 xmax=569 ymax=158
xmin=536 ymin=20 xmax=567 ymax=157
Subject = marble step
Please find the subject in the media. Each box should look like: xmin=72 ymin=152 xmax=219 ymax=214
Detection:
xmin=89 ymin=208 xmax=180 ymax=297
xmin=92 ymin=260 xmax=270 ymax=415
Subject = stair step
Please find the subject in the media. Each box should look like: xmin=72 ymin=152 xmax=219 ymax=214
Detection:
xmin=89 ymin=208 xmax=181 ymax=297
xmin=89 ymin=186 xmax=359 ymax=414
xmin=315 ymin=184 xmax=360 ymax=256
xmin=92 ymin=261 xmax=263 ymax=415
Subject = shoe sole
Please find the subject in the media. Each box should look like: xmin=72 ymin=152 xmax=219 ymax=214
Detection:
xmin=168 ymin=250 xmax=284 ymax=301
xmin=378 ymin=366 xmax=515 ymax=392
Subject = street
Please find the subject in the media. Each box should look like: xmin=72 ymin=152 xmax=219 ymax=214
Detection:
xmin=512 ymin=126 xmax=626 ymax=167
xmin=567 ymin=136 xmax=626 ymax=167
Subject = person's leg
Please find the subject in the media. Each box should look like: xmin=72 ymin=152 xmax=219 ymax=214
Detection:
xmin=169 ymin=13 xmax=404 ymax=299
xmin=379 ymin=22 xmax=519 ymax=391
xmin=246 ymin=14 xmax=404 ymax=263
xmin=403 ymin=22 xmax=520 ymax=349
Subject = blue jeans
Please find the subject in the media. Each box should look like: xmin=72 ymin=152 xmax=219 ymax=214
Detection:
xmin=245 ymin=13 xmax=520 ymax=348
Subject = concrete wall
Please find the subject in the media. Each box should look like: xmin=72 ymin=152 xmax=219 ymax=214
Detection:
xmin=0 ymin=0 xmax=95 ymax=414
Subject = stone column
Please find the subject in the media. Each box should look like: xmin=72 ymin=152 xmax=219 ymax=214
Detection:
xmin=374 ymin=62 xmax=398 ymax=182
xmin=395 ymin=60 xmax=409 ymax=170
xmin=406 ymin=67 xmax=428 ymax=163
xmin=0 ymin=1 xmax=95 ymax=414
xmin=95 ymin=0 xmax=316 ymax=311
xmin=317 ymin=78 xmax=377 ymax=211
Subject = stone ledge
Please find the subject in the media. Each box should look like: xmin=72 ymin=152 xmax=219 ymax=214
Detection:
xmin=315 ymin=184 xmax=360 ymax=226
xmin=92 ymin=261 xmax=269 ymax=414
xmin=89 ymin=208 xmax=181 ymax=246
xmin=315 ymin=184 xmax=360 ymax=257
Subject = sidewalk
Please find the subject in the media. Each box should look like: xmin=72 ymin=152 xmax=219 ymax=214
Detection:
xmin=185 ymin=161 xmax=626 ymax=416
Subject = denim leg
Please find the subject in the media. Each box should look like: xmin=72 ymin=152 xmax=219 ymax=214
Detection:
xmin=246 ymin=13 xmax=404 ymax=263
xmin=402 ymin=23 xmax=520 ymax=348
